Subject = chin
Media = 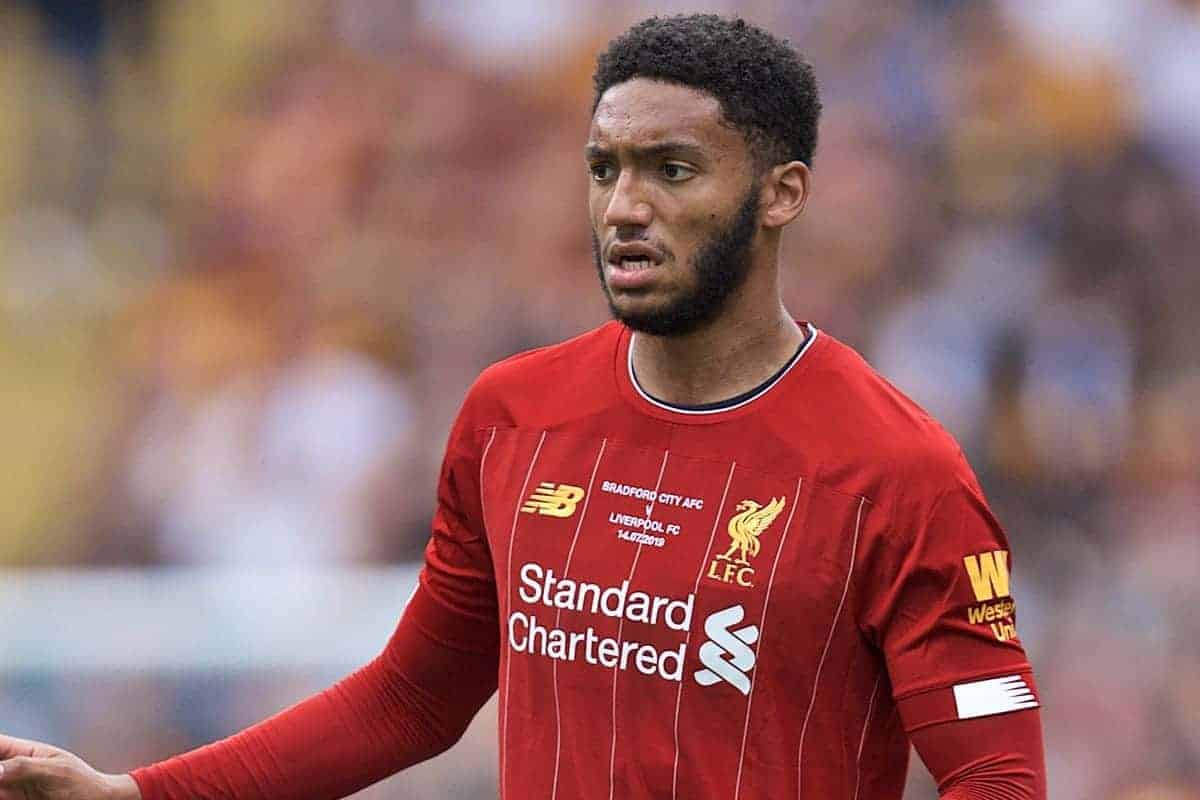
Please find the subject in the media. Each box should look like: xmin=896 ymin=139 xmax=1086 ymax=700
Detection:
xmin=610 ymin=300 xmax=711 ymax=337
xmin=608 ymin=295 xmax=664 ymax=323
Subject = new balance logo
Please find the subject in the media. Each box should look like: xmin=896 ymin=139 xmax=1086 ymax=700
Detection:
xmin=521 ymin=482 xmax=586 ymax=518
xmin=694 ymin=605 xmax=758 ymax=695
xmin=963 ymin=550 xmax=1010 ymax=602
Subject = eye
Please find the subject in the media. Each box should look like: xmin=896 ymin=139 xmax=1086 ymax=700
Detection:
xmin=589 ymin=163 xmax=615 ymax=183
xmin=661 ymin=162 xmax=696 ymax=182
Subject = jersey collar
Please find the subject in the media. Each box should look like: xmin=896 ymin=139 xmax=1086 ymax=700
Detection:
xmin=614 ymin=322 xmax=822 ymax=425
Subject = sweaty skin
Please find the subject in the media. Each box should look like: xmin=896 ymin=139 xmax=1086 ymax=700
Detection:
xmin=586 ymin=78 xmax=811 ymax=407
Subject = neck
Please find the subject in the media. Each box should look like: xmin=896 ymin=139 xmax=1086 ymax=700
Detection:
xmin=630 ymin=299 xmax=804 ymax=407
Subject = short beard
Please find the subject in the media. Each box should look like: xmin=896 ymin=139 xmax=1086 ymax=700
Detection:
xmin=593 ymin=185 xmax=760 ymax=337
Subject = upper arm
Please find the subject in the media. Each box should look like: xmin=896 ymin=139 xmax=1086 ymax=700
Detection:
xmin=416 ymin=391 xmax=500 ymax=652
xmin=858 ymin=448 xmax=1038 ymax=734
xmin=854 ymin=442 xmax=1046 ymax=794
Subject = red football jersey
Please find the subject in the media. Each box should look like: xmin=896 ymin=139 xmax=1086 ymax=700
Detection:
xmin=423 ymin=321 xmax=1037 ymax=799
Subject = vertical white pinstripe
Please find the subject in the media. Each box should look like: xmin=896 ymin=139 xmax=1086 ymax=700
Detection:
xmin=550 ymin=437 xmax=608 ymax=800
xmin=796 ymin=496 xmax=867 ymax=799
xmin=670 ymin=460 xmax=738 ymax=800
xmin=499 ymin=430 xmax=547 ymax=800
xmin=732 ymin=477 xmax=804 ymax=800
xmin=608 ymin=449 xmax=671 ymax=800
xmin=851 ymin=676 xmax=882 ymax=800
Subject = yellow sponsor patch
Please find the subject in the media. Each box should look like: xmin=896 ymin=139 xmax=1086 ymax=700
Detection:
xmin=963 ymin=552 xmax=1016 ymax=641
xmin=962 ymin=550 xmax=1010 ymax=602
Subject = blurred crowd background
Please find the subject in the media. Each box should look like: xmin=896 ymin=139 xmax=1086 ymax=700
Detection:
xmin=1 ymin=0 xmax=1198 ymax=797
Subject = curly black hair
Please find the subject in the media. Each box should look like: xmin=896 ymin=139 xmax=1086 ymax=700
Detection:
xmin=592 ymin=14 xmax=821 ymax=170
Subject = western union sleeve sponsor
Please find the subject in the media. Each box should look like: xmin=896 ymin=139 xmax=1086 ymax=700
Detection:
xmin=962 ymin=551 xmax=1018 ymax=641
xmin=966 ymin=598 xmax=1015 ymax=625
xmin=962 ymin=550 xmax=1010 ymax=602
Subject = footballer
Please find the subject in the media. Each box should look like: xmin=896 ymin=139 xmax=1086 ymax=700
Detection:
xmin=0 ymin=14 xmax=1044 ymax=799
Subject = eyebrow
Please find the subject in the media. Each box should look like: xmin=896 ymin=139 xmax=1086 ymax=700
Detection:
xmin=584 ymin=141 xmax=707 ymax=161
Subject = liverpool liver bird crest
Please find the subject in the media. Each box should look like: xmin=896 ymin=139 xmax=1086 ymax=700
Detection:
xmin=717 ymin=497 xmax=787 ymax=565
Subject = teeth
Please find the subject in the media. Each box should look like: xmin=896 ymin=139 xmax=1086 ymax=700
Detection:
xmin=620 ymin=258 xmax=652 ymax=271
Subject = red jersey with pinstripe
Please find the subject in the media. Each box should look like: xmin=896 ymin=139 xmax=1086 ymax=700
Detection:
xmin=421 ymin=321 xmax=1037 ymax=799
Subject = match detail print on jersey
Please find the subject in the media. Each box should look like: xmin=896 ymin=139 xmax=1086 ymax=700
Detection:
xmin=427 ymin=323 xmax=1043 ymax=798
xmin=481 ymin=424 xmax=879 ymax=799
xmin=128 ymin=322 xmax=1040 ymax=800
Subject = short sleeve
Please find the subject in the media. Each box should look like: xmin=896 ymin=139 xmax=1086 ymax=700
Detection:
xmin=414 ymin=390 xmax=500 ymax=655
xmin=858 ymin=453 xmax=1038 ymax=733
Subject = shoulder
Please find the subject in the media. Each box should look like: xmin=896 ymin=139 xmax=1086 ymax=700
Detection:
xmin=459 ymin=321 xmax=624 ymax=429
xmin=802 ymin=332 xmax=977 ymax=499
xmin=477 ymin=321 xmax=621 ymax=388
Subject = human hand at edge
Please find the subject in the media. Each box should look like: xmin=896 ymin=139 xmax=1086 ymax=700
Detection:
xmin=0 ymin=734 xmax=140 ymax=800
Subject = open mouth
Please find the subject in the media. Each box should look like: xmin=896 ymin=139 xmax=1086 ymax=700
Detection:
xmin=604 ymin=249 xmax=666 ymax=291
xmin=614 ymin=255 xmax=656 ymax=271
xmin=607 ymin=242 xmax=667 ymax=272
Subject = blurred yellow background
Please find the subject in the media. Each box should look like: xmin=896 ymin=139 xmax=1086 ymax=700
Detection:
xmin=1 ymin=1 xmax=1198 ymax=797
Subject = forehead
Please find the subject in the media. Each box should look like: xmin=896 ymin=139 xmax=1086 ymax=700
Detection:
xmin=589 ymin=78 xmax=743 ymax=155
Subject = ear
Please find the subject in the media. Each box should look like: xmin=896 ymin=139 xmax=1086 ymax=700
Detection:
xmin=759 ymin=161 xmax=811 ymax=229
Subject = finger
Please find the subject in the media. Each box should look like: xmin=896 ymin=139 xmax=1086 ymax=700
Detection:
xmin=1 ymin=754 xmax=66 ymax=786
xmin=0 ymin=757 xmax=54 ymax=800
xmin=0 ymin=756 xmax=36 ymax=783
xmin=0 ymin=734 xmax=49 ymax=759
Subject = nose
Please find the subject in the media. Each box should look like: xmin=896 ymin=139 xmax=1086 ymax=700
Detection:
xmin=603 ymin=171 xmax=653 ymax=229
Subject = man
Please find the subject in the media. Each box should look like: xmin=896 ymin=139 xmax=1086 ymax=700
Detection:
xmin=0 ymin=14 xmax=1045 ymax=799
